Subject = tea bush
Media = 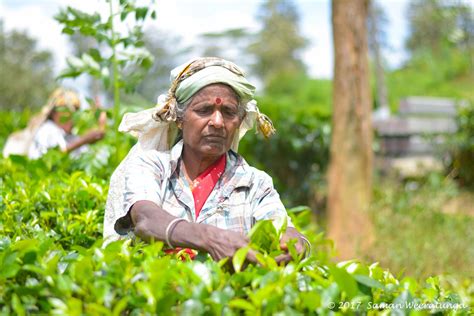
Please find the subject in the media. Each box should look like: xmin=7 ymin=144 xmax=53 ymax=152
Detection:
xmin=0 ymin=147 xmax=472 ymax=315
xmin=0 ymin=111 xmax=31 ymax=152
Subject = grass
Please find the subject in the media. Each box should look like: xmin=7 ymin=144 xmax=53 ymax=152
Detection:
xmin=367 ymin=173 xmax=474 ymax=280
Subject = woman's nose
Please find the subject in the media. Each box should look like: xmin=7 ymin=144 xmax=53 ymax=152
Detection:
xmin=210 ymin=111 xmax=224 ymax=128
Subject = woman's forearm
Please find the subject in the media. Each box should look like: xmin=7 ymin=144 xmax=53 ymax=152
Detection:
xmin=65 ymin=137 xmax=88 ymax=152
xmin=130 ymin=200 xmax=251 ymax=261
xmin=130 ymin=200 xmax=208 ymax=250
xmin=65 ymin=129 xmax=105 ymax=152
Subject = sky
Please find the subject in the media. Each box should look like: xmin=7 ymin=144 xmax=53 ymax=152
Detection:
xmin=0 ymin=0 xmax=411 ymax=92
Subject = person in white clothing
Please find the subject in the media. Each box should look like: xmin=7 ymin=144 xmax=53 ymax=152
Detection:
xmin=3 ymin=88 xmax=106 ymax=159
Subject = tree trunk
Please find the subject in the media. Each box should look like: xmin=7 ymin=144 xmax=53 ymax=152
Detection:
xmin=328 ymin=0 xmax=374 ymax=259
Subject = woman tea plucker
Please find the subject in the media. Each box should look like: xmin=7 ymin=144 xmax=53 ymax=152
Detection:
xmin=104 ymin=57 xmax=310 ymax=262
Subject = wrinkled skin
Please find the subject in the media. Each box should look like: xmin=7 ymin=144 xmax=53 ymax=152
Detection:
xmin=180 ymin=84 xmax=242 ymax=179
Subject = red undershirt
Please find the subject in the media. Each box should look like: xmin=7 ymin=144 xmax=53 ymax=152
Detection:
xmin=191 ymin=154 xmax=226 ymax=219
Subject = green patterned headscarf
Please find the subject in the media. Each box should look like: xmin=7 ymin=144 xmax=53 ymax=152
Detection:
xmin=153 ymin=57 xmax=275 ymax=138
xmin=172 ymin=58 xmax=255 ymax=104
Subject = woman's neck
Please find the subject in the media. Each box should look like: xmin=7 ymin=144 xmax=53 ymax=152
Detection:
xmin=181 ymin=147 xmax=222 ymax=181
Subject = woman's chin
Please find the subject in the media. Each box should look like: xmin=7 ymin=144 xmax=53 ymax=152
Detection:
xmin=202 ymin=143 xmax=227 ymax=156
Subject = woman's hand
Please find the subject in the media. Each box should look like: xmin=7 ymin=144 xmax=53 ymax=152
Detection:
xmin=196 ymin=225 xmax=308 ymax=264
xmin=275 ymin=227 xmax=308 ymax=264
xmin=131 ymin=202 xmax=309 ymax=265
xmin=98 ymin=111 xmax=107 ymax=131
xmin=198 ymin=225 xmax=258 ymax=262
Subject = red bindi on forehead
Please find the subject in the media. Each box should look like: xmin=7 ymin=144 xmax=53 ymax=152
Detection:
xmin=215 ymin=97 xmax=222 ymax=105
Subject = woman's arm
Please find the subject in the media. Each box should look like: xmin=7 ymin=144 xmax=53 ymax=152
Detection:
xmin=130 ymin=200 xmax=257 ymax=262
xmin=65 ymin=111 xmax=106 ymax=152
xmin=65 ymin=129 xmax=105 ymax=152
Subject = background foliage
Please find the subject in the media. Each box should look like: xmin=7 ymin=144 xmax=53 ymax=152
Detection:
xmin=0 ymin=22 xmax=54 ymax=110
xmin=448 ymin=102 xmax=474 ymax=188
xmin=240 ymin=75 xmax=332 ymax=210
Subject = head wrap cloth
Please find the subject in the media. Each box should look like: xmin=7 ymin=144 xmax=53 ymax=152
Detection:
xmin=118 ymin=57 xmax=275 ymax=152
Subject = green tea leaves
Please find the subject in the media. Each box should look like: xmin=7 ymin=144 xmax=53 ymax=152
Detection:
xmin=0 ymin=148 xmax=471 ymax=313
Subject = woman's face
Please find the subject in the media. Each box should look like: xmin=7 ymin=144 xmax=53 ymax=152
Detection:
xmin=181 ymin=84 xmax=242 ymax=159
xmin=51 ymin=106 xmax=74 ymax=134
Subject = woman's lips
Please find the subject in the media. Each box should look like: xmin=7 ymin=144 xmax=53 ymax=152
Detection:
xmin=204 ymin=135 xmax=225 ymax=140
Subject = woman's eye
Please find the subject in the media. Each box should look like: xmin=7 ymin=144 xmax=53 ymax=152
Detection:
xmin=195 ymin=107 xmax=212 ymax=115
xmin=223 ymin=108 xmax=238 ymax=118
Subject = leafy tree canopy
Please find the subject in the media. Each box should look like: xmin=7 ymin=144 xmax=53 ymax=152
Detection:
xmin=248 ymin=0 xmax=308 ymax=88
xmin=406 ymin=0 xmax=473 ymax=56
xmin=0 ymin=20 xmax=55 ymax=111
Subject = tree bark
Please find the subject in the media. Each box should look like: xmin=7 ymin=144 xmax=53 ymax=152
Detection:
xmin=328 ymin=0 xmax=374 ymax=259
